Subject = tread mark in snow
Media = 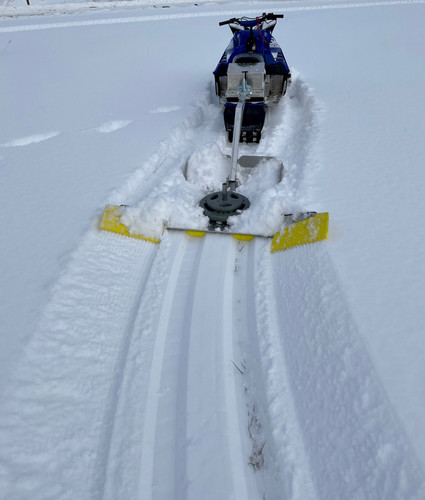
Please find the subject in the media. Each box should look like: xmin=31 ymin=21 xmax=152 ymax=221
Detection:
xmin=138 ymin=232 xmax=190 ymax=499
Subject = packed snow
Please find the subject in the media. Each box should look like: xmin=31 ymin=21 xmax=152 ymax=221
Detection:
xmin=1 ymin=1 xmax=425 ymax=499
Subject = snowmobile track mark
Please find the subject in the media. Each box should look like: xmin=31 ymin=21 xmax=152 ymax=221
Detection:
xmin=217 ymin=239 xmax=251 ymax=499
xmin=172 ymin=237 xmax=205 ymax=500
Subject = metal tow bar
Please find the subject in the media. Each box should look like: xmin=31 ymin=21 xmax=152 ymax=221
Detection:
xmin=199 ymin=73 xmax=252 ymax=228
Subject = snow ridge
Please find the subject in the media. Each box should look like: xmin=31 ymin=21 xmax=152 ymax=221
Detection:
xmin=0 ymin=231 xmax=158 ymax=499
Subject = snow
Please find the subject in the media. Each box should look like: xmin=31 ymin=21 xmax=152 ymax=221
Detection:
xmin=1 ymin=131 xmax=61 ymax=147
xmin=1 ymin=1 xmax=425 ymax=499
xmin=115 ymin=71 xmax=319 ymax=240
xmin=96 ymin=120 xmax=132 ymax=133
xmin=150 ymin=105 xmax=182 ymax=113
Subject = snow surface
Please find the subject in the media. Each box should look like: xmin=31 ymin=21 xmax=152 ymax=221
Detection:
xmin=1 ymin=1 xmax=425 ymax=498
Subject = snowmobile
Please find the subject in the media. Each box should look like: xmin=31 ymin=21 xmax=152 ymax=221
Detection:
xmin=213 ymin=13 xmax=291 ymax=143
xmin=100 ymin=14 xmax=328 ymax=252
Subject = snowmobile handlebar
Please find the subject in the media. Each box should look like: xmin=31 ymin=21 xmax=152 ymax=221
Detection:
xmin=219 ymin=13 xmax=284 ymax=27
xmin=219 ymin=17 xmax=238 ymax=26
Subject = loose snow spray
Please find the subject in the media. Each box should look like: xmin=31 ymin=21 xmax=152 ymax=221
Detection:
xmin=116 ymin=71 xmax=322 ymax=240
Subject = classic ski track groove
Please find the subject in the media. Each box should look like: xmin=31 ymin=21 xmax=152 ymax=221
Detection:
xmin=221 ymin=239 xmax=251 ymax=499
xmin=172 ymin=236 xmax=205 ymax=500
xmin=99 ymin=232 xmax=198 ymax=500
xmin=182 ymin=235 xmax=252 ymax=499
xmin=138 ymin=233 xmax=190 ymax=499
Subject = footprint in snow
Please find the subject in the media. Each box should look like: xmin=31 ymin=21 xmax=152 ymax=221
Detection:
xmin=95 ymin=120 xmax=132 ymax=133
xmin=149 ymin=105 xmax=182 ymax=114
xmin=1 ymin=131 xmax=60 ymax=148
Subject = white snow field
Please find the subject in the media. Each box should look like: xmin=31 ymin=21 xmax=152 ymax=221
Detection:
xmin=1 ymin=1 xmax=425 ymax=499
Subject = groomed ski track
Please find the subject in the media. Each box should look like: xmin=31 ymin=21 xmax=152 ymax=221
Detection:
xmin=1 ymin=63 xmax=425 ymax=500
xmin=2 ymin=230 xmax=424 ymax=499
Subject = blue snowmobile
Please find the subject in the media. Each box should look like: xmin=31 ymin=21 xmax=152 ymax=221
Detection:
xmin=214 ymin=13 xmax=291 ymax=143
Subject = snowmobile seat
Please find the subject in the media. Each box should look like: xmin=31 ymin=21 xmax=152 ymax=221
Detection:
xmin=233 ymin=53 xmax=264 ymax=65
